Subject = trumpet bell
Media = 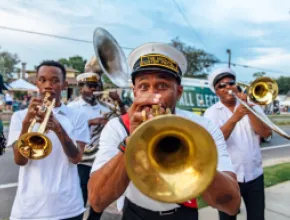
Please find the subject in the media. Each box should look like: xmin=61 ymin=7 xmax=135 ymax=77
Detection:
xmin=125 ymin=115 xmax=217 ymax=203
xmin=247 ymin=77 xmax=278 ymax=105
xmin=17 ymin=132 xmax=52 ymax=160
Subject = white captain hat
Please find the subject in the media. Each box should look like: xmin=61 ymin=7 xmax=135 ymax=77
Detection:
xmin=76 ymin=72 xmax=100 ymax=83
xmin=127 ymin=42 xmax=188 ymax=84
xmin=208 ymin=67 xmax=236 ymax=93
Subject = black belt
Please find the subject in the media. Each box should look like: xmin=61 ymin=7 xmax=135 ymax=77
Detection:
xmin=124 ymin=197 xmax=198 ymax=218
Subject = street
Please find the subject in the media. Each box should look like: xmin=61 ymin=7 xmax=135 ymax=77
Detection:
xmin=1 ymin=125 xmax=290 ymax=219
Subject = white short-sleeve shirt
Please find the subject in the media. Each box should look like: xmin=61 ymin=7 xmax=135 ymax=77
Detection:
xmin=91 ymin=108 xmax=234 ymax=212
xmin=8 ymin=104 xmax=90 ymax=220
xmin=204 ymin=101 xmax=264 ymax=183
xmin=68 ymin=97 xmax=110 ymax=120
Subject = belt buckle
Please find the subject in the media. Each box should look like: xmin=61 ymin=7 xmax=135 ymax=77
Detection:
xmin=159 ymin=208 xmax=178 ymax=216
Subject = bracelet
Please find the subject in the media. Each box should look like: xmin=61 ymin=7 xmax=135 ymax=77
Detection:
xmin=118 ymin=138 xmax=127 ymax=153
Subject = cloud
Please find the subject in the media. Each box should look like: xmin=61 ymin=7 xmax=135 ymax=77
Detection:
xmin=181 ymin=0 xmax=290 ymax=26
xmin=0 ymin=1 xmax=71 ymax=45
xmin=235 ymin=47 xmax=290 ymax=78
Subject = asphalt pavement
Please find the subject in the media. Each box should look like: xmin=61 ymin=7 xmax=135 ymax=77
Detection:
xmin=1 ymin=125 xmax=290 ymax=220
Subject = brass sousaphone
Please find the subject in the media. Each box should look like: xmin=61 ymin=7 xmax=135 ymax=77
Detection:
xmin=93 ymin=27 xmax=218 ymax=203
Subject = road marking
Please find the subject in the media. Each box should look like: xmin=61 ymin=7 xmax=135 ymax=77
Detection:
xmin=0 ymin=182 xmax=18 ymax=189
xmin=261 ymin=144 xmax=290 ymax=151
xmin=0 ymin=144 xmax=289 ymax=190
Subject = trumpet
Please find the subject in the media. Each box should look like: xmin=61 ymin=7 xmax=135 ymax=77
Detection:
xmin=229 ymin=77 xmax=290 ymax=140
xmin=125 ymin=105 xmax=218 ymax=203
xmin=16 ymin=92 xmax=55 ymax=160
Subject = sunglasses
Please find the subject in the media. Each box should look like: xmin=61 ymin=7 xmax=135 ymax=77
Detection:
xmin=85 ymin=83 xmax=101 ymax=89
xmin=216 ymin=80 xmax=236 ymax=89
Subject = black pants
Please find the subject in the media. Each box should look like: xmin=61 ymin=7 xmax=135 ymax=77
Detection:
xmin=122 ymin=197 xmax=198 ymax=220
xmin=77 ymin=164 xmax=103 ymax=220
xmin=219 ymin=174 xmax=265 ymax=220
xmin=63 ymin=213 xmax=83 ymax=220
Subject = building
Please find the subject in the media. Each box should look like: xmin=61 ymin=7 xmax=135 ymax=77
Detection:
xmin=26 ymin=67 xmax=79 ymax=102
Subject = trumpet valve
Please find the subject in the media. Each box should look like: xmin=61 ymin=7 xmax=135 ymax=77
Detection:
xmin=151 ymin=105 xmax=160 ymax=116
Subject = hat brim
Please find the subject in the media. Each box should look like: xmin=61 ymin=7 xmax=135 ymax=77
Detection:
xmin=213 ymin=72 xmax=236 ymax=88
xmin=131 ymin=67 xmax=181 ymax=84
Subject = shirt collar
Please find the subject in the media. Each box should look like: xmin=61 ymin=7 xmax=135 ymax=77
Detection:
xmin=53 ymin=103 xmax=68 ymax=116
xmin=79 ymin=97 xmax=100 ymax=107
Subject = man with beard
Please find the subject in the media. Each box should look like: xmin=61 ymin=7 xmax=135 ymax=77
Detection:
xmin=68 ymin=71 xmax=125 ymax=220
xmin=204 ymin=68 xmax=271 ymax=220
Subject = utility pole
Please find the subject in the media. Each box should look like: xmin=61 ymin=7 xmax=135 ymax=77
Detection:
xmin=226 ymin=49 xmax=231 ymax=68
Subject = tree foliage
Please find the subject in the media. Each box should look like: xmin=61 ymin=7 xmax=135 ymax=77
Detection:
xmin=275 ymin=76 xmax=290 ymax=95
xmin=0 ymin=47 xmax=20 ymax=82
xmin=170 ymin=37 xmax=219 ymax=78
xmin=58 ymin=55 xmax=87 ymax=73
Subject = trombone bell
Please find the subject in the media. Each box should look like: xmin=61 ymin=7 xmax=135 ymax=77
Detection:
xmin=239 ymin=77 xmax=278 ymax=105
xmin=125 ymin=114 xmax=217 ymax=203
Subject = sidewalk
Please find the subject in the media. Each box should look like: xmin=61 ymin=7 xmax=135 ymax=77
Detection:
xmin=199 ymin=181 xmax=290 ymax=220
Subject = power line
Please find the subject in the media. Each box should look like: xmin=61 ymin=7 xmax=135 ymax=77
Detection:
xmin=220 ymin=61 xmax=290 ymax=75
xmin=0 ymin=25 xmax=134 ymax=50
xmin=1 ymin=26 xmax=290 ymax=75
xmin=172 ymin=0 xmax=207 ymax=49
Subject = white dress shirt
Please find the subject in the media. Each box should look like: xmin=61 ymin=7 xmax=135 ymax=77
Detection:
xmin=7 ymin=104 xmax=90 ymax=220
xmin=204 ymin=101 xmax=265 ymax=183
xmin=91 ymin=108 xmax=234 ymax=212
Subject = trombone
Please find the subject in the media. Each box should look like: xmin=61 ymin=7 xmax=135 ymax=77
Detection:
xmin=16 ymin=92 xmax=55 ymax=160
xmin=229 ymin=77 xmax=290 ymax=140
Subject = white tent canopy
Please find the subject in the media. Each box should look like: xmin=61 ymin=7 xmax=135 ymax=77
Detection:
xmin=8 ymin=79 xmax=37 ymax=91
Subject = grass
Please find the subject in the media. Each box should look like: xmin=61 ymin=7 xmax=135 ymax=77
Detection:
xmin=197 ymin=162 xmax=290 ymax=209
xmin=273 ymin=120 xmax=290 ymax=126
xmin=263 ymin=162 xmax=290 ymax=187
xmin=2 ymin=121 xmax=9 ymax=126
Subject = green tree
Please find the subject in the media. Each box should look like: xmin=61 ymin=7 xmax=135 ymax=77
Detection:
xmin=170 ymin=37 xmax=219 ymax=78
xmin=58 ymin=55 xmax=87 ymax=73
xmin=276 ymin=76 xmax=290 ymax=94
xmin=0 ymin=47 xmax=20 ymax=82
xmin=253 ymin=71 xmax=266 ymax=78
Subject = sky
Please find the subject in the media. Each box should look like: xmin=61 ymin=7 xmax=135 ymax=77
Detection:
xmin=0 ymin=0 xmax=290 ymax=82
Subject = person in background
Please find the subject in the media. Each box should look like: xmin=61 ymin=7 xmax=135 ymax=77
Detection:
xmin=5 ymin=91 xmax=13 ymax=111
xmin=204 ymin=68 xmax=271 ymax=220
xmin=68 ymin=65 xmax=126 ymax=220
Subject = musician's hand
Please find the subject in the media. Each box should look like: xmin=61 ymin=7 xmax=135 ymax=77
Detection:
xmin=89 ymin=117 xmax=108 ymax=126
xmin=23 ymin=97 xmax=42 ymax=124
xmin=232 ymin=104 xmax=249 ymax=122
xmin=236 ymin=92 xmax=247 ymax=102
xmin=128 ymin=94 xmax=165 ymax=134
xmin=46 ymin=113 xmax=62 ymax=133
xmin=109 ymin=91 xmax=122 ymax=104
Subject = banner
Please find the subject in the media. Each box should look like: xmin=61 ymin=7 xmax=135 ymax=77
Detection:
xmin=177 ymin=86 xmax=219 ymax=114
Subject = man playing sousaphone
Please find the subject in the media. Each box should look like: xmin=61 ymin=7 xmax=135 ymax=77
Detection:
xmin=88 ymin=43 xmax=241 ymax=219
xmin=68 ymin=57 xmax=126 ymax=220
